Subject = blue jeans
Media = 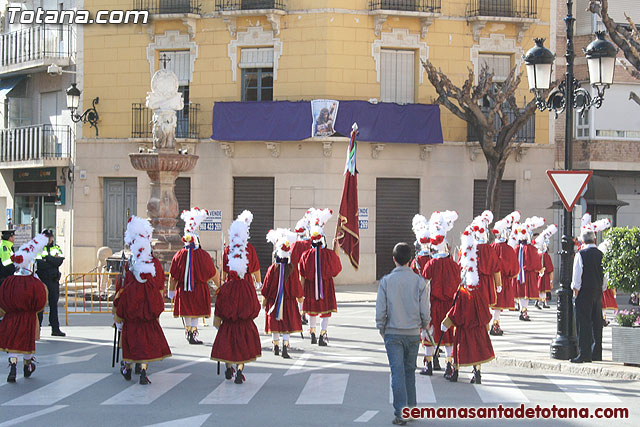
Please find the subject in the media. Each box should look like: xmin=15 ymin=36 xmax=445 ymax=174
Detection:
xmin=384 ymin=334 xmax=420 ymax=418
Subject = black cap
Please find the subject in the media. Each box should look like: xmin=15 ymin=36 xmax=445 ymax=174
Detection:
xmin=42 ymin=229 xmax=54 ymax=237
xmin=1 ymin=229 xmax=15 ymax=240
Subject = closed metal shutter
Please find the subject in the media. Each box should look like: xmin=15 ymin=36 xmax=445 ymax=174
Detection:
xmin=376 ymin=178 xmax=420 ymax=279
xmin=233 ymin=177 xmax=275 ymax=278
xmin=380 ymin=49 xmax=415 ymax=104
xmin=103 ymin=178 xmax=137 ymax=251
xmin=473 ymin=179 xmax=515 ymax=220
xmin=175 ymin=177 xmax=191 ymax=232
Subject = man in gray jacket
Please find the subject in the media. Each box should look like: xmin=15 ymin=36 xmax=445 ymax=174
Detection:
xmin=376 ymin=242 xmax=431 ymax=425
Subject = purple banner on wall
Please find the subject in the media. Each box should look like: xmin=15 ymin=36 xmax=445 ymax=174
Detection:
xmin=211 ymin=100 xmax=443 ymax=144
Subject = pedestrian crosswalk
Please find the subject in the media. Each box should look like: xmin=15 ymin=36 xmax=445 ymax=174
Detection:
xmin=0 ymin=370 xmax=627 ymax=408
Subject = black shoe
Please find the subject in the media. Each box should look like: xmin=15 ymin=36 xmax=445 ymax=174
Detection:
xmin=471 ymin=368 xmax=481 ymax=384
xmin=134 ymin=363 xmax=142 ymax=375
xmin=234 ymin=369 xmax=245 ymax=384
xmin=225 ymin=366 xmax=235 ymax=380
xmin=23 ymin=360 xmax=36 ymax=378
xmin=318 ymin=333 xmax=328 ymax=346
xmin=310 ymin=332 xmax=317 ymax=344
xmin=433 ymin=356 xmax=441 ymax=371
xmin=51 ymin=329 xmax=66 ymax=337
xmin=392 ymin=417 xmax=408 ymax=425
xmin=301 ymin=314 xmax=308 ymax=325
xmin=139 ymin=369 xmax=150 ymax=385
xmin=447 ymin=367 xmax=458 ymax=382
xmin=273 ymin=344 xmax=280 ymax=356
xmin=420 ymin=361 xmax=433 ymax=376
xmin=7 ymin=362 xmax=16 ymax=383
xmin=542 ymin=302 xmax=550 ymax=309
xmin=603 ymin=318 xmax=610 ymax=327
xmin=444 ymin=362 xmax=453 ymax=378
xmin=534 ymin=301 xmax=542 ymax=310
xmin=120 ymin=362 xmax=132 ymax=381
xmin=188 ymin=330 xmax=203 ymax=345
xmin=570 ymin=356 xmax=591 ymax=363
xmin=519 ymin=311 xmax=531 ymax=321
xmin=282 ymin=344 xmax=291 ymax=359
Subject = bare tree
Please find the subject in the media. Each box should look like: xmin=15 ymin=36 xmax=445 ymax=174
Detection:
xmin=588 ymin=0 xmax=640 ymax=79
xmin=421 ymin=60 xmax=554 ymax=215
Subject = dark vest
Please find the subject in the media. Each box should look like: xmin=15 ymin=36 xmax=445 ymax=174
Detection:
xmin=577 ymin=247 xmax=604 ymax=303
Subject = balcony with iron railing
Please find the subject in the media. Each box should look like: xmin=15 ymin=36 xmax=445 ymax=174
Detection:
xmin=368 ymin=1 xmax=441 ymax=37
xmin=131 ymin=103 xmax=200 ymax=140
xmin=215 ymin=1 xmax=287 ymax=35
xmin=0 ymin=124 xmax=72 ymax=167
xmin=0 ymin=25 xmax=75 ymax=76
xmin=467 ymin=109 xmax=536 ymax=144
xmin=132 ymin=0 xmax=201 ymax=16
xmin=466 ymin=1 xmax=538 ymax=42
xmin=215 ymin=0 xmax=286 ymax=11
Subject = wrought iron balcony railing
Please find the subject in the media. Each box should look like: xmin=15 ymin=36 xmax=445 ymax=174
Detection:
xmin=215 ymin=0 xmax=286 ymax=11
xmin=368 ymin=0 xmax=441 ymax=13
xmin=467 ymin=109 xmax=536 ymax=144
xmin=0 ymin=124 xmax=72 ymax=163
xmin=0 ymin=25 xmax=75 ymax=70
xmin=467 ymin=0 xmax=537 ymax=19
xmin=132 ymin=0 xmax=201 ymax=14
xmin=132 ymin=103 xmax=200 ymax=139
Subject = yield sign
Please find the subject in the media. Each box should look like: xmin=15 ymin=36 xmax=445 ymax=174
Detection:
xmin=547 ymin=170 xmax=593 ymax=212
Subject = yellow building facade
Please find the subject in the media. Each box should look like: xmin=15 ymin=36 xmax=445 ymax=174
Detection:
xmin=72 ymin=0 xmax=557 ymax=283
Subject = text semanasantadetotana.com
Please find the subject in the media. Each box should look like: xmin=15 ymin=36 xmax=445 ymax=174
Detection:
xmin=402 ymin=405 xmax=629 ymax=420
xmin=6 ymin=7 xmax=148 ymax=25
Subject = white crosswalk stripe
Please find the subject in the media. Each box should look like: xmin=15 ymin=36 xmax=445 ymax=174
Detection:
xmin=388 ymin=374 xmax=436 ymax=403
xmin=473 ymin=373 xmax=530 ymax=403
xmin=545 ymin=375 xmax=621 ymax=403
xmin=101 ymin=373 xmax=191 ymax=405
xmin=296 ymin=373 xmax=350 ymax=405
xmin=3 ymin=373 xmax=110 ymax=406
xmin=199 ymin=373 xmax=271 ymax=404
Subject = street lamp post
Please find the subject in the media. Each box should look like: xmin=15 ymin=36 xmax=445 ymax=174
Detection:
xmin=523 ymin=0 xmax=618 ymax=360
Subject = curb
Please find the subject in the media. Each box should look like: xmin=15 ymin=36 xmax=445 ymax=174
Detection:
xmin=490 ymin=355 xmax=640 ymax=381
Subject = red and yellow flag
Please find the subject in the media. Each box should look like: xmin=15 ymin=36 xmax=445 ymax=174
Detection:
xmin=336 ymin=123 xmax=360 ymax=270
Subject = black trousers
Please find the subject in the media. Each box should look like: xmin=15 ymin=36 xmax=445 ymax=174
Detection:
xmin=574 ymin=295 xmax=602 ymax=361
xmin=38 ymin=279 xmax=61 ymax=330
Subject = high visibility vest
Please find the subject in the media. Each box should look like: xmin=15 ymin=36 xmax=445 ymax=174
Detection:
xmin=0 ymin=240 xmax=13 ymax=266
xmin=36 ymin=244 xmax=63 ymax=260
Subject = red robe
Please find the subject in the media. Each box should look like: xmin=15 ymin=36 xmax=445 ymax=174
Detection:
xmin=444 ymin=287 xmax=494 ymax=367
xmin=300 ymin=247 xmax=342 ymax=317
xmin=422 ymin=256 xmax=460 ymax=347
xmin=0 ymin=275 xmax=47 ymax=354
xmin=411 ymin=255 xmax=430 ymax=278
xmin=223 ymin=243 xmax=260 ymax=281
xmin=290 ymin=240 xmax=311 ymax=273
xmin=601 ymin=289 xmax=617 ymax=310
xmin=515 ymin=243 xmax=543 ymax=300
xmin=210 ymin=275 xmax=261 ymax=364
xmin=170 ymin=247 xmax=217 ymax=318
xmin=477 ymin=244 xmax=500 ymax=308
xmin=262 ymin=263 xmax=304 ymax=334
xmin=491 ymin=242 xmax=519 ymax=310
xmin=115 ymin=260 xmax=171 ymax=363
xmin=537 ymin=252 xmax=554 ymax=294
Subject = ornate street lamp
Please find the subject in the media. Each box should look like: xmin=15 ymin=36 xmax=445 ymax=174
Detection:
xmin=523 ymin=1 xmax=618 ymax=361
xmin=66 ymin=83 xmax=100 ymax=136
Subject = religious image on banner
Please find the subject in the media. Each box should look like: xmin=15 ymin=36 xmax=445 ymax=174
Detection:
xmin=311 ymin=99 xmax=339 ymax=137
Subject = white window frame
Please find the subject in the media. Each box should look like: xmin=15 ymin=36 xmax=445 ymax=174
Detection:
xmin=380 ymin=48 xmax=416 ymax=104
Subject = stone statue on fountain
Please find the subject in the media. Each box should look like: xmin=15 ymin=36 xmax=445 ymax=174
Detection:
xmin=146 ymin=69 xmax=183 ymax=151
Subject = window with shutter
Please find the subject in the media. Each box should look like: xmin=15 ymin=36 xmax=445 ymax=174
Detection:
xmin=478 ymin=53 xmax=511 ymax=82
xmin=380 ymin=49 xmax=415 ymax=104
xmin=175 ymin=177 xmax=191 ymax=232
xmin=160 ymin=50 xmax=192 ymax=137
xmin=473 ymin=180 xmax=516 ymax=220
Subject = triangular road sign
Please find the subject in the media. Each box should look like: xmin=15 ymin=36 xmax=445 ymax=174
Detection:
xmin=547 ymin=170 xmax=593 ymax=212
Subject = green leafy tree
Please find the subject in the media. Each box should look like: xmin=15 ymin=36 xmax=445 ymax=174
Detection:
xmin=603 ymin=227 xmax=640 ymax=294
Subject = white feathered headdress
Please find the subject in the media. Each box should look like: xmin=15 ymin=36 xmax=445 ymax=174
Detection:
xmin=12 ymin=233 xmax=48 ymax=274
xmin=412 ymin=214 xmax=430 ymax=250
xmin=181 ymin=207 xmax=210 ymax=246
xmin=294 ymin=214 xmax=310 ymax=239
xmin=125 ymin=216 xmax=156 ymax=281
xmin=307 ymin=208 xmax=333 ymax=243
xmin=227 ymin=212 xmax=252 ymax=278
xmin=581 ymin=213 xmax=611 ymax=237
xmin=492 ymin=211 xmax=520 ymax=243
xmin=460 ymin=226 xmax=479 ymax=289
xmin=533 ymin=224 xmax=558 ymax=253
xmin=429 ymin=210 xmax=458 ymax=254
xmin=267 ymin=228 xmax=298 ymax=260
xmin=470 ymin=210 xmax=493 ymax=243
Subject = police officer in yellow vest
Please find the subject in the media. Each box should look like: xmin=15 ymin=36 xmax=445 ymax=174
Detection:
xmin=0 ymin=229 xmax=16 ymax=287
xmin=36 ymin=229 xmax=65 ymax=337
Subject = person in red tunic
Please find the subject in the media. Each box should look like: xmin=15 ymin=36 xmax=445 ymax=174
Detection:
xmin=410 ymin=214 xmax=431 ymax=277
xmin=222 ymin=211 xmax=262 ymax=290
xmin=597 ymin=240 xmax=617 ymax=326
xmin=0 ymin=234 xmax=48 ymax=383
xmin=441 ymin=225 xmax=495 ymax=385
xmin=467 ymin=211 xmax=502 ymax=312
xmin=114 ymin=216 xmax=171 ymax=384
xmin=292 ymin=214 xmax=312 ymax=326
xmin=512 ymin=217 xmax=545 ymax=321
xmin=169 ymin=208 xmax=220 ymax=345
xmin=533 ymin=225 xmax=558 ymax=310
xmin=490 ymin=211 xmax=521 ymax=336
xmin=262 ymin=228 xmax=303 ymax=358
xmin=211 ymin=212 xmax=261 ymax=384
xmin=300 ymin=208 xmax=342 ymax=346
xmin=420 ymin=210 xmax=460 ymax=377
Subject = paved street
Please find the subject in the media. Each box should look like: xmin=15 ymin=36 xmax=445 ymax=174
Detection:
xmin=0 ymin=301 xmax=638 ymax=426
